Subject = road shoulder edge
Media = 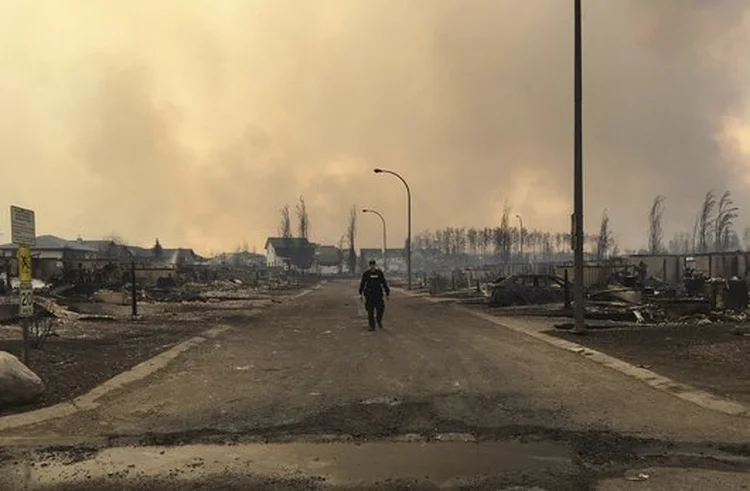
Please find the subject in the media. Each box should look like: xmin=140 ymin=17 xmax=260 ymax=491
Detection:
xmin=395 ymin=287 xmax=750 ymax=418
xmin=0 ymin=325 xmax=231 ymax=432
xmin=0 ymin=284 xmax=323 ymax=432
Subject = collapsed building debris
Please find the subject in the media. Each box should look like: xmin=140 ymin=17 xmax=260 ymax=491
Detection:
xmin=485 ymin=274 xmax=567 ymax=307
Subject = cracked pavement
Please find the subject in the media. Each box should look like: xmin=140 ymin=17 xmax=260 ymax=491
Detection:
xmin=1 ymin=280 xmax=750 ymax=490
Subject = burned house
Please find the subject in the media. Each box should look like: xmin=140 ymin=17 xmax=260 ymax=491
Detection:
xmin=0 ymin=235 xmax=99 ymax=283
xmin=76 ymin=239 xmax=135 ymax=263
xmin=264 ymin=237 xmax=316 ymax=271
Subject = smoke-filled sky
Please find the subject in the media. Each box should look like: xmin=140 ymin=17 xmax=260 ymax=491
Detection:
xmin=1 ymin=0 xmax=749 ymax=254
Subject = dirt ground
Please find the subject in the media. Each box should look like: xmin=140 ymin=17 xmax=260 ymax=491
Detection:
xmin=0 ymin=287 xmax=305 ymax=417
xmin=547 ymin=323 xmax=750 ymax=406
xmin=0 ymin=320 xmax=208 ymax=417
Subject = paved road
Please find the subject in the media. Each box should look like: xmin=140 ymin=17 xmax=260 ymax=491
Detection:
xmin=2 ymin=280 xmax=750 ymax=489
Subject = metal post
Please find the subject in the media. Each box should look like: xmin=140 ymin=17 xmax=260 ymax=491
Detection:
xmin=131 ymin=261 xmax=137 ymax=317
xmin=573 ymin=0 xmax=586 ymax=334
xmin=564 ymin=269 xmax=571 ymax=309
xmin=23 ymin=318 xmax=30 ymax=364
xmin=363 ymin=209 xmax=388 ymax=272
xmin=383 ymin=221 xmax=387 ymax=272
xmin=407 ymin=185 xmax=412 ymax=290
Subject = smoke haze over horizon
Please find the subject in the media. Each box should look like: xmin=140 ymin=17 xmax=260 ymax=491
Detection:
xmin=1 ymin=0 xmax=750 ymax=255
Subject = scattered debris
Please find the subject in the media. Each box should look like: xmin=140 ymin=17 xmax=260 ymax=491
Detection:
xmin=625 ymin=470 xmax=650 ymax=482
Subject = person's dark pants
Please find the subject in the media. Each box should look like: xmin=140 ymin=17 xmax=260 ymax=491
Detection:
xmin=365 ymin=296 xmax=385 ymax=329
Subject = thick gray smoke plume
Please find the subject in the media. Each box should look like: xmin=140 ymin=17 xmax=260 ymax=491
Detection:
xmin=0 ymin=0 xmax=748 ymax=252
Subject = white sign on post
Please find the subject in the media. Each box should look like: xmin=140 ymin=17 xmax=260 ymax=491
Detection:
xmin=19 ymin=286 xmax=34 ymax=317
xmin=11 ymin=205 xmax=35 ymax=246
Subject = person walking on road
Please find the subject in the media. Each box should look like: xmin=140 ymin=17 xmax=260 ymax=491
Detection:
xmin=359 ymin=259 xmax=390 ymax=331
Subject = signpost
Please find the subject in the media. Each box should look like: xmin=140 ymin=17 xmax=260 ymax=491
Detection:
xmin=18 ymin=245 xmax=32 ymax=284
xmin=19 ymin=287 xmax=34 ymax=317
xmin=11 ymin=206 xmax=36 ymax=246
xmin=11 ymin=205 xmax=35 ymax=363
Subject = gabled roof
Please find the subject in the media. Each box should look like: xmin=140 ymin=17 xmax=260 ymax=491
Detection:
xmin=126 ymin=246 xmax=153 ymax=258
xmin=0 ymin=235 xmax=98 ymax=252
xmin=264 ymin=237 xmax=312 ymax=250
xmin=265 ymin=237 xmax=315 ymax=269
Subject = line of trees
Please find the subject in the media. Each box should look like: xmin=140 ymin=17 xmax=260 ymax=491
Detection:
xmin=412 ymin=205 xmax=618 ymax=263
xmin=272 ymin=189 xmax=747 ymax=267
xmin=652 ymin=190 xmax=746 ymax=254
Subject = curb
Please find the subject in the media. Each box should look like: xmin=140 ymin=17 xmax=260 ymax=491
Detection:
xmin=0 ymin=325 xmax=232 ymax=432
xmin=398 ymin=288 xmax=750 ymax=418
xmin=0 ymin=285 xmax=324 ymax=432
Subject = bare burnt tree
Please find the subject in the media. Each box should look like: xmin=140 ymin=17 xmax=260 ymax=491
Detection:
xmin=152 ymin=238 xmax=164 ymax=258
xmin=697 ymin=191 xmax=716 ymax=253
xmin=668 ymin=233 xmax=691 ymax=254
xmin=596 ymin=210 xmax=613 ymax=260
xmin=347 ymin=205 xmax=357 ymax=274
xmin=648 ymin=195 xmax=665 ymax=254
xmin=295 ymin=196 xmax=310 ymax=239
xmin=467 ymin=228 xmax=478 ymax=255
xmin=541 ymin=232 xmax=553 ymax=260
xmin=494 ymin=203 xmax=513 ymax=262
xmin=714 ymin=191 xmax=738 ymax=252
xmin=279 ymin=205 xmax=292 ymax=238
xmin=690 ymin=215 xmax=700 ymax=253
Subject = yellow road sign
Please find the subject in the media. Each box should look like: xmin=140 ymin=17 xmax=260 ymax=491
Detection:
xmin=18 ymin=245 xmax=32 ymax=284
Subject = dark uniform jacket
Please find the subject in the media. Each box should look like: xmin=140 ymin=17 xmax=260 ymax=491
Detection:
xmin=359 ymin=269 xmax=390 ymax=299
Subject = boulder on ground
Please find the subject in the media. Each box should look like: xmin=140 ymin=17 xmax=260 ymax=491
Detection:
xmin=0 ymin=351 xmax=45 ymax=407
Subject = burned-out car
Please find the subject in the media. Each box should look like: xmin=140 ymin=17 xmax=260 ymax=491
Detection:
xmin=487 ymin=274 xmax=567 ymax=307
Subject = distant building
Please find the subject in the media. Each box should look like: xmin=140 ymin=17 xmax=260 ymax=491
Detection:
xmin=75 ymin=239 xmax=134 ymax=263
xmin=359 ymin=248 xmax=406 ymax=272
xmin=314 ymin=245 xmax=342 ymax=275
xmin=0 ymin=235 xmax=99 ymax=280
xmin=264 ymin=237 xmax=316 ymax=270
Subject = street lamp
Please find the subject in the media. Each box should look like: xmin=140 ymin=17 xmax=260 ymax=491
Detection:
xmin=516 ymin=214 xmax=524 ymax=270
xmin=572 ymin=0 xmax=586 ymax=334
xmin=373 ymin=168 xmax=412 ymax=289
xmin=362 ymin=208 xmax=387 ymax=271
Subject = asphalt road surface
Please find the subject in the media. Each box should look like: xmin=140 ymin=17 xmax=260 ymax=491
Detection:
xmin=2 ymin=280 xmax=750 ymax=490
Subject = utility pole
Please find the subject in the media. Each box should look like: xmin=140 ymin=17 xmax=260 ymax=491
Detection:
xmin=363 ymin=209 xmax=388 ymax=272
xmin=572 ymin=0 xmax=586 ymax=334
